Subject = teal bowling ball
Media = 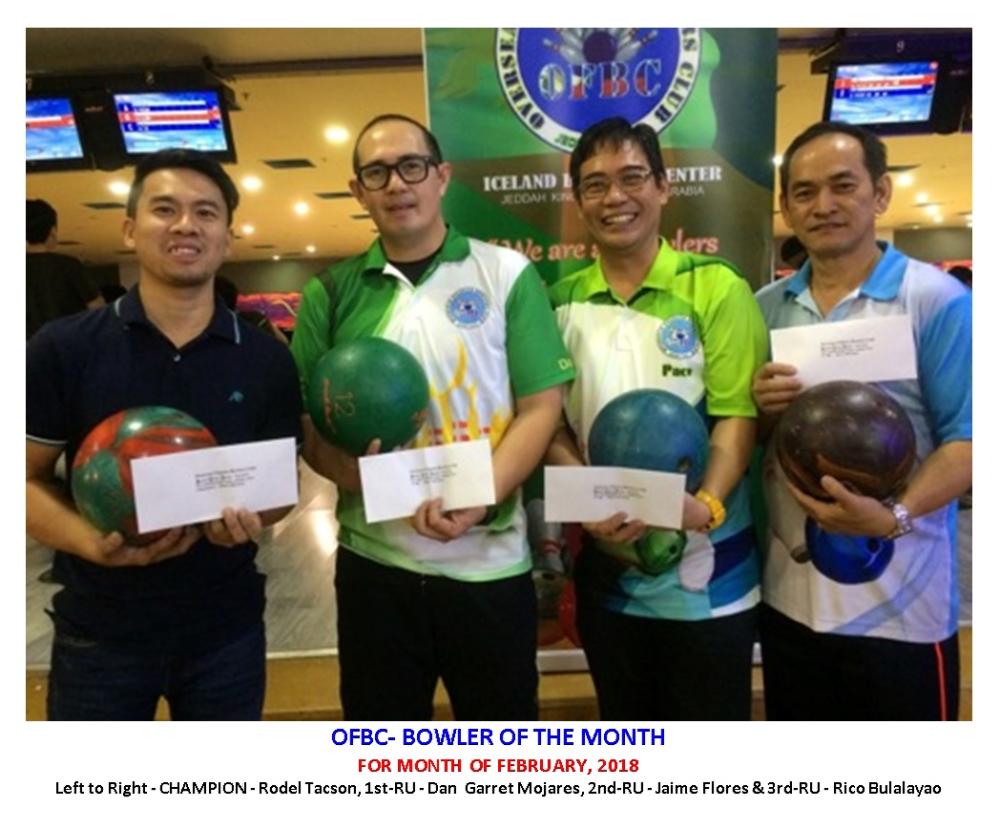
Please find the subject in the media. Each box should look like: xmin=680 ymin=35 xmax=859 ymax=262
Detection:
xmin=307 ymin=337 xmax=430 ymax=456
xmin=587 ymin=389 xmax=709 ymax=493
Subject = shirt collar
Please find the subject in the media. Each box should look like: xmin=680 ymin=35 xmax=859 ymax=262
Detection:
xmin=577 ymin=238 xmax=680 ymax=301
xmin=782 ymin=241 xmax=907 ymax=302
xmin=115 ymin=285 xmax=241 ymax=343
xmin=858 ymin=242 xmax=907 ymax=299
xmin=361 ymin=225 xmax=471 ymax=278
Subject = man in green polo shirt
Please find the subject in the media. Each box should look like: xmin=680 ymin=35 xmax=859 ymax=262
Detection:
xmin=291 ymin=114 xmax=575 ymax=720
xmin=548 ymin=117 xmax=768 ymax=720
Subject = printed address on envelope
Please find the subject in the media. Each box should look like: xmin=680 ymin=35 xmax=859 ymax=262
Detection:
xmin=770 ymin=314 xmax=916 ymax=387
xmin=359 ymin=438 xmax=496 ymax=523
xmin=543 ymin=466 xmax=686 ymax=528
xmin=131 ymin=437 xmax=299 ymax=533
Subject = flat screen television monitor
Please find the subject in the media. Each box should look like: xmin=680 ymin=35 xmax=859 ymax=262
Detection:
xmin=26 ymin=96 xmax=89 ymax=171
xmin=824 ymin=60 xmax=942 ymax=136
xmin=113 ymin=89 xmax=236 ymax=161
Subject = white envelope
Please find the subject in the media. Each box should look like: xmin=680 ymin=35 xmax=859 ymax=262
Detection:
xmin=770 ymin=314 xmax=917 ymax=387
xmin=359 ymin=439 xmax=496 ymax=524
xmin=543 ymin=466 xmax=686 ymax=529
xmin=131 ymin=437 xmax=299 ymax=533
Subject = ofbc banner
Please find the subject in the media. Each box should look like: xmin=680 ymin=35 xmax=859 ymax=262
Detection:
xmin=425 ymin=28 xmax=777 ymax=287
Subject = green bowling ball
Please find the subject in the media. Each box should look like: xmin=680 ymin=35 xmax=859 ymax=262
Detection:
xmin=307 ymin=337 xmax=430 ymax=456
xmin=600 ymin=529 xmax=688 ymax=576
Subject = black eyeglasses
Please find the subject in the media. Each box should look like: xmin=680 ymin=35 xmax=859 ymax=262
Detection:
xmin=579 ymin=169 xmax=655 ymax=201
xmin=357 ymin=155 xmax=438 ymax=191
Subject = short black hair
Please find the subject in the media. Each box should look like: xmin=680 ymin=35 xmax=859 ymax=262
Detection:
xmin=126 ymin=149 xmax=239 ymax=224
xmin=27 ymin=199 xmax=57 ymax=244
xmin=569 ymin=117 xmax=666 ymax=197
xmin=780 ymin=236 xmax=807 ymax=267
xmin=780 ymin=121 xmax=888 ymax=195
xmin=948 ymin=265 xmax=972 ymax=289
xmin=352 ymin=114 xmax=443 ymax=173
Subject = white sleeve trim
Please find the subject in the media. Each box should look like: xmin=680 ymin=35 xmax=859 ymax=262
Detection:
xmin=27 ymin=434 xmax=67 ymax=447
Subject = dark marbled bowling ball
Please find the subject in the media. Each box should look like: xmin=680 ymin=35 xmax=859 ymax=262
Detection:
xmin=775 ymin=381 xmax=916 ymax=502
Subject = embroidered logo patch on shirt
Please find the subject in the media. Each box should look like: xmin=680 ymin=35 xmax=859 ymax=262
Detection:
xmin=446 ymin=287 xmax=490 ymax=328
xmin=657 ymin=315 xmax=699 ymax=358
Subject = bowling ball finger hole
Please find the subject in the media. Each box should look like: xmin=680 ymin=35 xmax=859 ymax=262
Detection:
xmin=677 ymin=458 xmax=691 ymax=473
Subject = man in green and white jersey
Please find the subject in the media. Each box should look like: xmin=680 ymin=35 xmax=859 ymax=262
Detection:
xmin=548 ymin=117 xmax=768 ymax=720
xmin=291 ymin=115 xmax=574 ymax=720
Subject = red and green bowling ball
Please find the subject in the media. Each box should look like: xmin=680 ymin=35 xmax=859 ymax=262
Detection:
xmin=587 ymin=389 xmax=710 ymax=493
xmin=71 ymin=406 xmax=217 ymax=545
xmin=775 ymin=380 xmax=917 ymax=502
xmin=306 ymin=337 xmax=430 ymax=456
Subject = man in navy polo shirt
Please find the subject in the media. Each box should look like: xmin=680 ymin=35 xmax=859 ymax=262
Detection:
xmin=26 ymin=149 xmax=302 ymax=720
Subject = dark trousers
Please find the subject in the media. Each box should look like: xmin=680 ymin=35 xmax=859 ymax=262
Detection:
xmin=577 ymin=598 xmax=758 ymax=721
xmin=759 ymin=604 xmax=960 ymax=720
xmin=335 ymin=548 xmax=538 ymax=720
xmin=47 ymin=621 xmax=266 ymax=721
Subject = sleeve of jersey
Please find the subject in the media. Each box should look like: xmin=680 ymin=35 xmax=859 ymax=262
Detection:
xmin=701 ymin=274 xmax=769 ymax=417
xmin=289 ymin=276 xmax=335 ymax=408
xmin=26 ymin=328 xmax=69 ymax=445
xmin=505 ymin=264 xmax=576 ymax=398
xmin=917 ymin=291 xmax=971 ymax=444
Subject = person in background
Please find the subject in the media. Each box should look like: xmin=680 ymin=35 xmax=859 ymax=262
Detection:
xmin=779 ymin=235 xmax=808 ymax=271
xmin=947 ymin=265 xmax=972 ymax=290
xmin=26 ymin=199 xmax=103 ymax=339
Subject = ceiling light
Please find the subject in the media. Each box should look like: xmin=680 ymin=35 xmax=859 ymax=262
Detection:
xmin=241 ymin=224 xmax=255 ymax=236
xmin=324 ymin=125 xmax=350 ymax=144
xmin=916 ymin=192 xmax=928 ymax=204
xmin=933 ymin=215 xmax=943 ymax=224
xmin=108 ymin=181 xmax=130 ymax=196
xmin=306 ymin=244 xmax=317 ymax=254
xmin=895 ymin=173 xmax=914 ymax=187
xmin=772 ymin=154 xmax=783 ymax=166
xmin=242 ymin=176 xmax=263 ymax=192
xmin=293 ymin=201 xmax=310 ymax=216
xmin=925 ymin=204 xmax=941 ymax=215
xmin=272 ymin=254 xmax=281 ymax=261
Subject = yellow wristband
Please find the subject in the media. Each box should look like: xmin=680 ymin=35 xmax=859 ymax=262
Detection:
xmin=695 ymin=489 xmax=726 ymax=532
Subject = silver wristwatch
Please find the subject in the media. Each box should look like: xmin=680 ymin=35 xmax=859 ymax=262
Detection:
xmin=885 ymin=501 xmax=913 ymax=540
